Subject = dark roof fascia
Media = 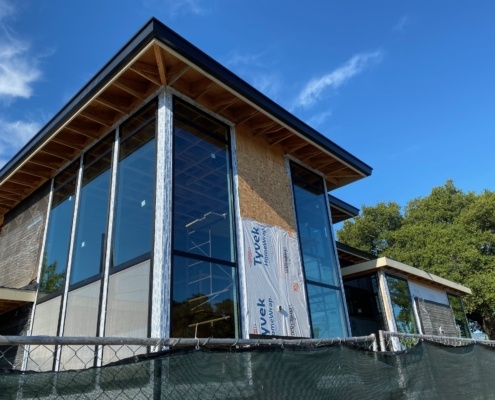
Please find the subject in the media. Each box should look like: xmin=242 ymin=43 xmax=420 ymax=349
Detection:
xmin=328 ymin=194 xmax=359 ymax=218
xmin=336 ymin=241 xmax=376 ymax=261
xmin=0 ymin=17 xmax=372 ymax=182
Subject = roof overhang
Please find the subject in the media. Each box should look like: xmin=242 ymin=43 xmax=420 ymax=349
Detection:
xmin=0 ymin=287 xmax=36 ymax=315
xmin=0 ymin=18 xmax=372 ymax=226
xmin=336 ymin=241 xmax=375 ymax=265
xmin=341 ymin=257 xmax=472 ymax=296
xmin=329 ymin=195 xmax=359 ymax=223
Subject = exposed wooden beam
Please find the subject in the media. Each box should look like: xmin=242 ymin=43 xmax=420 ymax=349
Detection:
xmin=28 ymin=153 xmax=66 ymax=169
xmin=94 ymin=96 xmax=128 ymax=115
xmin=251 ymin=120 xmax=279 ymax=137
xmin=7 ymin=178 xmax=39 ymax=188
xmin=190 ymin=78 xmax=214 ymax=100
xmin=113 ymin=79 xmax=147 ymax=99
xmin=167 ymin=64 xmax=190 ymax=86
xmin=79 ymin=110 xmax=113 ymax=128
xmin=52 ymin=136 xmax=88 ymax=151
xmin=64 ymin=125 xmax=101 ymax=139
xmin=130 ymin=60 xmax=162 ymax=86
xmin=153 ymin=45 xmax=167 ymax=86
xmin=0 ymin=190 xmax=23 ymax=200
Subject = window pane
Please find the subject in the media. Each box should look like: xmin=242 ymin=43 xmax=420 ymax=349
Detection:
xmin=307 ymin=284 xmax=347 ymax=338
xmin=103 ymin=261 xmax=149 ymax=364
xmin=344 ymin=273 xmax=385 ymax=337
xmin=61 ymin=281 xmax=100 ymax=370
xmin=39 ymin=179 xmax=76 ymax=298
xmin=112 ymin=103 xmax=156 ymax=267
xmin=171 ymin=255 xmax=237 ymax=338
xmin=386 ymin=275 xmax=418 ymax=334
xmin=448 ymin=294 xmax=471 ymax=338
xmin=70 ymin=137 xmax=113 ymax=285
xmin=291 ymin=163 xmax=339 ymax=286
xmin=173 ymin=100 xmax=234 ymax=263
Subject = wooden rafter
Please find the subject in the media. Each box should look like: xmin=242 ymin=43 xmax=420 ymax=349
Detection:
xmin=52 ymin=136 xmax=87 ymax=151
xmin=153 ymin=45 xmax=167 ymax=85
xmin=0 ymin=190 xmax=22 ymax=200
xmin=167 ymin=63 xmax=189 ymax=86
xmin=251 ymin=120 xmax=279 ymax=137
xmin=94 ymin=96 xmax=129 ymax=115
xmin=64 ymin=125 xmax=101 ymax=139
xmin=79 ymin=110 xmax=113 ymax=128
xmin=130 ymin=60 xmax=162 ymax=86
xmin=190 ymin=77 xmax=214 ymax=100
xmin=113 ymin=79 xmax=147 ymax=99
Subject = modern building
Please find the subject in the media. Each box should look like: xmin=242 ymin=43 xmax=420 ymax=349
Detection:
xmin=0 ymin=18 xmax=471 ymax=370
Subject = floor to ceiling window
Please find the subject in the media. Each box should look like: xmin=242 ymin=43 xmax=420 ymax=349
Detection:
xmin=290 ymin=162 xmax=348 ymax=338
xmin=171 ymin=98 xmax=238 ymax=338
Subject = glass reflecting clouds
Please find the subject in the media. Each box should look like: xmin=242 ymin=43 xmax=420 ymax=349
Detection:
xmin=70 ymin=136 xmax=113 ymax=285
xmin=112 ymin=102 xmax=156 ymax=267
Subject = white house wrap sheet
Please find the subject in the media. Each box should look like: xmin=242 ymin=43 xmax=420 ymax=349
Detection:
xmin=242 ymin=219 xmax=310 ymax=338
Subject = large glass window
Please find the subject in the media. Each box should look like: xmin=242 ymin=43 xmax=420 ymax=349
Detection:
xmin=386 ymin=275 xmax=418 ymax=334
xmin=112 ymin=101 xmax=156 ymax=268
xmin=344 ymin=273 xmax=385 ymax=337
xmin=448 ymin=293 xmax=471 ymax=338
xmin=171 ymin=98 xmax=238 ymax=338
xmin=70 ymin=136 xmax=113 ymax=285
xmin=38 ymin=161 xmax=79 ymax=299
xmin=290 ymin=162 xmax=347 ymax=338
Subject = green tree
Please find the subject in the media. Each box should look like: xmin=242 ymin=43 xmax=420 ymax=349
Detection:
xmin=338 ymin=202 xmax=402 ymax=256
xmin=337 ymin=181 xmax=495 ymax=338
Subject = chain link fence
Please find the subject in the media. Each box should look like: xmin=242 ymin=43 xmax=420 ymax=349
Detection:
xmin=4 ymin=333 xmax=495 ymax=399
xmin=1 ymin=335 xmax=377 ymax=399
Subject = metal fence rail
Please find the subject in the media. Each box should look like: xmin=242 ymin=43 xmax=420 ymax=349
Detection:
xmin=0 ymin=334 xmax=377 ymax=372
xmin=378 ymin=330 xmax=495 ymax=351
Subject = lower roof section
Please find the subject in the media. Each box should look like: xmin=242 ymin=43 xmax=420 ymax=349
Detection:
xmin=341 ymin=257 xmax=471 ymax=296
xmin=0 ymin=287 xmax=36 ymax=316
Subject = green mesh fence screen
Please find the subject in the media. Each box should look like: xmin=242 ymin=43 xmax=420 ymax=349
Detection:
xmin=2 ymin=340 xmax=495 ymax=399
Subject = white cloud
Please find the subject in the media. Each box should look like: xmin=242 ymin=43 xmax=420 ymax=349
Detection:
xmin=146 ymin=0 xmax=208 ymax=17
xmin=0 ymin=1 xmax=41 ymax=99
xmin=294 ymin=51 xmax=383 ymax=109
xmin=393 ymin=15 xmax=410 ymax=33
xmin=0 ymin=118 xmax=40 ymax=169
xmin=308 ymin=110 xmax=333 ymax=127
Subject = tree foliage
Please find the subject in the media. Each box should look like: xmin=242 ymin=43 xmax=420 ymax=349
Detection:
xmin=337 ymin=180 xmax=495 ymax=338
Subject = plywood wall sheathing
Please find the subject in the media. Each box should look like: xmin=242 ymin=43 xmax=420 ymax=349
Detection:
xmin=235 ymin=123 xmax=295 ymax=232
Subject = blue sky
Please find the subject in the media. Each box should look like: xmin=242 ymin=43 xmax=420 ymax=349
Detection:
xmin=0 ymin=0 xmax=494 ymax=212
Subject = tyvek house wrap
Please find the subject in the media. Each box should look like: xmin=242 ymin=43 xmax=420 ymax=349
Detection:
xmin=242 ymin=219 xmax=310 ymax=337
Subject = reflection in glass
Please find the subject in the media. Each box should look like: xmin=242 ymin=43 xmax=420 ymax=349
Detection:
xmin=291 ymin=163 xmax=339 ymax=286
xmin=70 ymin=136 xmax=112 ymax=285
xmin=39 ymin=163 xmax=78 ymax=298
xmin=173 ymin=100 xmax=234 ymax=263
xmin=448 ymin=294 xmax=471 ymax=338
xmin=171 ymin=98 xmax=238 ymax=338
xmin=386 ymin=275 xmax=418 ymax=334
xmin=307 ymin=284 xmax=347 ymax=338
xmin=112 ymin=102 xmax=156 ymax=267
xmin=290 ymin=162 xmax=348 ymax=337
xmin=344 ymin=273 xmax=385 ymax=337
xmin=171 ymin=255 xmax=237 ymax=338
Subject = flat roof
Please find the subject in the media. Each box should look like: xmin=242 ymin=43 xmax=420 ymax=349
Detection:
xmin=0 ymin=287 xmax=36 ymax=315
xmin=328 ymin=195 xmax=359 ymax=223
xmin=0 ymin=18 xmax=371 ymax=226
xmin=341 ymin=257 xmax=471 ymax=296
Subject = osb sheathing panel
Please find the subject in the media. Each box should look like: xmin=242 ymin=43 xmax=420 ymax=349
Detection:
xmin=235 ymin=123 xmax=295 ymax=232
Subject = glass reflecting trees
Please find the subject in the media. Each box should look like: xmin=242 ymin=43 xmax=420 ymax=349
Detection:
xmin=290 ymin=162 xmax=347 ymax=338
